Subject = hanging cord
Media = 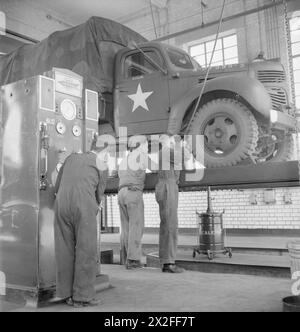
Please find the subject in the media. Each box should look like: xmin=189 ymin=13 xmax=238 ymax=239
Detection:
xmin=150 ymin=0 xmax=158 ymax=39
xmin=185 ymin=0 xmax=227 ymax=134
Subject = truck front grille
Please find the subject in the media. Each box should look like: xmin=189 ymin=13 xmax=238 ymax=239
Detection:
xmin=267 ymin=87 xmax=288 ymax=110
xmin=257 ymin=70 xmax=286 ymax=83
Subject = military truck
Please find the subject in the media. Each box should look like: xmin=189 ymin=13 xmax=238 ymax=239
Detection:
xmin=108 ymin=43 xmax=296 ymax=167
xmin=0 ymin=17 xmax=296 ymax=168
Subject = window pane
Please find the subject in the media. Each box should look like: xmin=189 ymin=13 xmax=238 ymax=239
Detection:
xmin=291 ymin=30 xmax=300 ymax=43
xmin=294 ymin=70 xmax=300 ymax=83
xmin=292 ymin=42 xmax=300 ymax=56
xmin=206 ymin=39 xmax=222 ymax=53
xmin=189 ymin=33 xmax=238 ymax=69
xmin=293 ymin=56 xmax=300 ymax=70
xmin=290 ymin=17 xmax=300 ymax=32
xmin=124 ymin=51 xmax=160 ymax=78
xmin=194 ymin=54 xmax=206 ymax=66
xmin=224 ymin=35 xmax=237 ymax=48
xmin=190 ymin=44 xmax=205 ymax=57
xmin=225 ymin=57 xmax=239 ymax=65
xmin=167 ymin=49 xmax=194 ymax=69
xmin=206 ymin=50 xmax=223 ymax=64
xmin=224 ymin=46 xmax=238 ymax=60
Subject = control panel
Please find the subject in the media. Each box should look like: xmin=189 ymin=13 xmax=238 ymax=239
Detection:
xmin=40 ymin=68 xmax=99 ymax=188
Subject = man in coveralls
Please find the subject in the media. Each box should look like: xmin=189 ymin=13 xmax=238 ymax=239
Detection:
xmin=54 ymin=144 xmax=108 ymax=307
xmin=155 ymin=135 xmax=194 ymax=273
xmin=118 ymin=136 xmax=148 ymax=270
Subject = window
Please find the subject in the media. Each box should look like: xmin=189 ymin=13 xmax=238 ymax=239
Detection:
xmin=124 ymin=50 xmax=162 ymax=79
xmin=166 ymin=48 xmax=195 ymax=70
xmin=290 ymin=16 xmax=300 ymax=108
xmin=189 ymin=34 xmax=239 ymax=68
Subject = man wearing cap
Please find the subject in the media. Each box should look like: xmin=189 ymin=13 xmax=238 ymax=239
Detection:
xmin=54 ymin=144 xmax=108 ymax=307
xmin=118 ymin=136 xmax=148 ymax=270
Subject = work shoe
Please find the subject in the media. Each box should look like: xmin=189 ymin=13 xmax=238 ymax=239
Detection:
xmin=65 ymin=297 xmax=74 ymax=307
xmin=162 ymin=264 xmax=185 ymax=274
xmin=126 ymin=260 xmax=144 ymax=270
xmin=72 ymin=298 xmax=103 ymax=308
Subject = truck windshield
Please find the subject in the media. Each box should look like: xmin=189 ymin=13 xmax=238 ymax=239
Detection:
xmin=167 ymin=48 xmax=195 ymax=70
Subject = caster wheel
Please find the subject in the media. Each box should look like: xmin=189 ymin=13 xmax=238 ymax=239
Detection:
xmin=193 ymin=251 xmax=196 ymax=258
xmin=207 ymin=251 xmax=213 ymax=261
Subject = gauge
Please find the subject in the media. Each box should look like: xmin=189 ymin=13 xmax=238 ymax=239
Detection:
xmin=72 ymin=125 xmax=82 ymax=137
xmin=60 ymin=99 xmax=77 ymax=121
xmin=56 ymin=122 xmax=66 ymax=135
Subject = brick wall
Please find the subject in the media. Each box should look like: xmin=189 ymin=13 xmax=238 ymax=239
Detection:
xmin=106 ymin=187 xmax=300 ymax=230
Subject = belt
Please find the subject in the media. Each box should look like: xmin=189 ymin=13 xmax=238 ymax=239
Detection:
xmin=119 ymin=185 xmax=143 ymax=192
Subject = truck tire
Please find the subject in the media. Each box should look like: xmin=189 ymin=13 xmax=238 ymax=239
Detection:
xmin=189 ymin=98 xmax=259 ymax=168
xmin=256 ymin=130 xmax=294 ymax=163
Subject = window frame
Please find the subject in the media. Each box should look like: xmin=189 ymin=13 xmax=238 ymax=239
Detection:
xmin=122 ymin=49 xmax=164 ymax=80
xmin=189 ymin=33 xmax=239 ymax=68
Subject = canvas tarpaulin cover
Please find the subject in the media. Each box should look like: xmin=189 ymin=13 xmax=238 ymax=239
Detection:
xmin=0 ymin=16 xmax=147 ymax=93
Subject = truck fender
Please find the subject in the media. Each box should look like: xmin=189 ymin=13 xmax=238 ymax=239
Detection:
xmin=167 ymin=75 xmax=272 ymax=135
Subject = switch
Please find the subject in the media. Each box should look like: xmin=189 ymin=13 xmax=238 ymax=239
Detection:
xmin=56 ymin=122 xmax=66 ymax=135
xmin=72 ymin=125 xmax=82 ymax=137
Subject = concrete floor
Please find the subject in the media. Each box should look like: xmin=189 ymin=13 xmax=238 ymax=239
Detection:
xmin=101 ymin=233 xmax=298 ymax=249
xmin=1 ymin=264 xmax=292 ymax=312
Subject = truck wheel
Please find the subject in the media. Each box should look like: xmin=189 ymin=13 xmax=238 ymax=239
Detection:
xmin=189 ymin=99 xmax=259 ymax=168
xmin=256 ymin=130 xmax=294 ymax=163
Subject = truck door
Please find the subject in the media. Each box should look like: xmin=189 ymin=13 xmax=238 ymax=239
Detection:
xmin=115 ymin=48 xmax=170 ymax=136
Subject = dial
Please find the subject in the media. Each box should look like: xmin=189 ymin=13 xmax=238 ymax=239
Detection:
xmin=56 ymin=122 xmax=66 ymax=135
xmin=72 ymin=125 xmax=82 ymax=137
xmin=60 ymin=99 xmax=77 ymax=121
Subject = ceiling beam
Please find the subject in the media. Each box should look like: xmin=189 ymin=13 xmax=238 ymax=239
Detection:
xmin=154 ymin=0 xmax=290 ymax=41
xmin=149 ymin=0 xmax=168 ymax=9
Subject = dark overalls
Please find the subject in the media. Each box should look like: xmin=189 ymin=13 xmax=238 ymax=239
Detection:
xmin=54 ymin=152 xmax=107 ymax=302
xmin=155 ymin=168 xmax=180 ymax=265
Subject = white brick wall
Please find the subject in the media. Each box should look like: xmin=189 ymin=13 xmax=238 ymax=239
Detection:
xmin=106 ymin=187 xmax=300 ymax=230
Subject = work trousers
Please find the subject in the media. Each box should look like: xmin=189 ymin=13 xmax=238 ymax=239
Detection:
xmin=118 ymin=187 xmax=145 ymax=262
xmin=155 ymin=179 xmax=179 ymax=265
xmin=54 ymin=190 xmax=99 ymax=302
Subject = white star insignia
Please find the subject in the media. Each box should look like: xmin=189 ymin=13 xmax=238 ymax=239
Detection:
xmin=128 ymin=83 xmax=154 ymax=112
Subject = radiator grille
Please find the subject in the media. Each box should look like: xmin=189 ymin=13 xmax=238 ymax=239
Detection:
xmin=267 ymin=87 xmax=288 ymax=110
xmin=257 ymin=70 xmax=286 ymax=83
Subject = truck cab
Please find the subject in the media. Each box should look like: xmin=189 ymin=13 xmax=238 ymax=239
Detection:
xmin=112 ymin=42 xmax=296 ymax=167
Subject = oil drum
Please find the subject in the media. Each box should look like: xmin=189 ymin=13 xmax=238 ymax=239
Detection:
xmin=197 ymin=211 xmax=225 ymax=253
